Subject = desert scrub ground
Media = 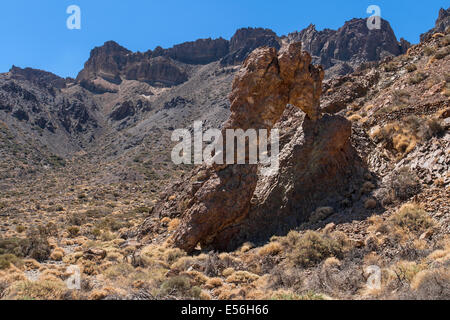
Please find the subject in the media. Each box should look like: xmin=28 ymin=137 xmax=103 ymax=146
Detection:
xmin=0 ymin=27 xmax=449 ymax=301
xmin=0 ymin=185 xmax=449 ymax=300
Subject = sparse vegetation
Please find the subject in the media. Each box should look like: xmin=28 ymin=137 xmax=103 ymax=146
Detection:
xmin=390 ymin=204 xmax=435 ymax=234
xmin=408 ymin=71 xmax=428 ymax=85
xmin=283 ymin=231 xmax=346 ymax=268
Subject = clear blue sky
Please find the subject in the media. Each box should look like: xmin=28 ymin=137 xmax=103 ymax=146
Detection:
xmin=0 ymin=0 xmax=448 ymax=78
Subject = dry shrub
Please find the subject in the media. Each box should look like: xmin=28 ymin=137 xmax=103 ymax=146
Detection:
xmin=309 ymin=207 xmax=334 ymax=223
xmin=388 ymin=167 xmax=421 ymax=201
xmin=348 ymin=114 xmax=362 ymax=122
xmin=410 ymin=268 xmax=450 ymax=299
xmin=226 ymin=271 xmax=259 ymax=284
xmin=441 ymin=34 xmax=450 ymax=47
xmin=406 ymin=64 xmax=417 ymax=73
xmin=25 ymin=228 xmax=51 ymax=262
xmin=140 ymin=244 xmax=186 ymax=268
xmin=434 ymin=47 xmax=449 ymax=59
xmin=258 ymin=242 xmax=282 ymax=257
xmin=283 ymin=231 xmax=346 ymax=268
xmin=204 ymin=277 xmax=223 ymax=289
xmin=361 ymin=181 xmax=375 ymax=194
xmin=104 ymin=263 xmax=134 ymax=280
xmin=392 ymin=261 xmax=426 ymax=284
xmin=408 ymin=71 xmax=428 ymax=84
xmin=6 ymin=277 xmax=67 ymax=300
xmin=390 ymin=204 xmax=435 ymax=234
xmin=222 ymin=267 xmax=235 ymax=277
xmin=371 ymin=119 xmax=429 ymax=156
xmin=159 ymin=276 xmax=200 ymax=299
xmin=384 ymin=61 xmax=398 ymax=72
xmin=167 ymin=218 xmax=180 ymax=231
xmin=0 ymin=254 xmax=23 ymax=270
xmin=49 ymin=248 xmax=65 ymax=261
xmin=423 ymin=46 xmax=436 ymax=56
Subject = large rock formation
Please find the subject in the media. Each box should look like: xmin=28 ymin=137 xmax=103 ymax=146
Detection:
xmin=76 ymin=19 xmax=409 ymax=91
xmin=421 ymin=7 xmax=450 ymax=41
xmin=139 ymin=43 xmax=365 ymax=253
xmin=77 ymin=41 xmax=188 ymax=87
xmin=287 ymin=19 xmax=410 ymax=78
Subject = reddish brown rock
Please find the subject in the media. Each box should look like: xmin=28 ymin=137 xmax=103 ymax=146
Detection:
xmin=139 ymin=43 xmax=329 ymax=253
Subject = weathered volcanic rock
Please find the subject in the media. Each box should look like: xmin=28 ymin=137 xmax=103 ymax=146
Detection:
xmin=162 ymin=38 xmax=230 ymax=65
xmin=207 ymin=107 xmax=365 ymax=250
xmin=421 ymin=7 xmax=450 ymax=42
xmin=220 ymin=28 xmax=281 ymax=65
xmin=77 ymin=41 xmax=188 ymax=88
xmin=138 ymin=43 xmax=367 ymax=254
xmin=287 ymin=19 xmax=409 ymax=78
xmin=9 ymin=66 xmax=67 ymax=89
xmin=77 ymin=41 xmax=131 ymax=84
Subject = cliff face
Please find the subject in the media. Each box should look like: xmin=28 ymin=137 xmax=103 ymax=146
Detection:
xmin=76 ymin=41 xmax=188 ymax=87
xmin=76 ymin=19 xmax=409 ymax=89
xmin=287 ymin=19 xmax=410 ymax=77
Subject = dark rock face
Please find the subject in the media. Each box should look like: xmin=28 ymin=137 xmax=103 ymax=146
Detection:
xmin=163 ymin=97 xmax=192 ymax=110
xmin=221 ymin=28 xmax=281 ymax=65
xmin=58 ymin=99 xmax=97 ymax=134
xmin=9 ymin=66 xmax=67 ymax=89
xmin=77 ymin=19 xmax=409 ymax=88
xmin=288 ymin=19 xmax=409 ymax=77
xmin=77 ymin=41 xmax=188 ymax=88
xmin=77 ymin=41 xmax=131 ymax=84
xmin=12 ymin=109 xmax=29 ymax=121
xmin=124 ymin=56 xmax=188 ymax=86
xmin=110 ymin=101 xmax=136 ymax=121
xmin=421 ymin=7 xmax=450 ymax=41
xmin=162 ymin=38 xmax=230 ymax=65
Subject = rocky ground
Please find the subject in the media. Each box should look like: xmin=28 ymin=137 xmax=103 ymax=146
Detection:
xmin=0 ymin=11 xmax=449 ymax=300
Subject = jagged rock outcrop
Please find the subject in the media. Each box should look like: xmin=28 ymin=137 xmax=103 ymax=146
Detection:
xmin=139 ymin=42 xmax=364 ymax=253
xmin=220 ymin=28 xmax=281 ymax=65
xmin=421 ymin=7 xmax=450 ymax=41
xmin=9 ymin=66 xmax=67 ymax=89
xmin=77 ymin=41 xmax=131 ymax=84
xmin=287 ymin=19 xmax=410 ymax=78
xmin=77 ymin=20 xmax=409 ymax=91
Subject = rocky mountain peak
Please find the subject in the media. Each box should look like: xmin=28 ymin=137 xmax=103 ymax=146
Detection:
xmin=288 ymin=18 xmax=410 ymax=78
xmin=220 ymin=27 xmax=281 ymax=65
xmin=421 ymin=6 xmax=450 ymax=41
